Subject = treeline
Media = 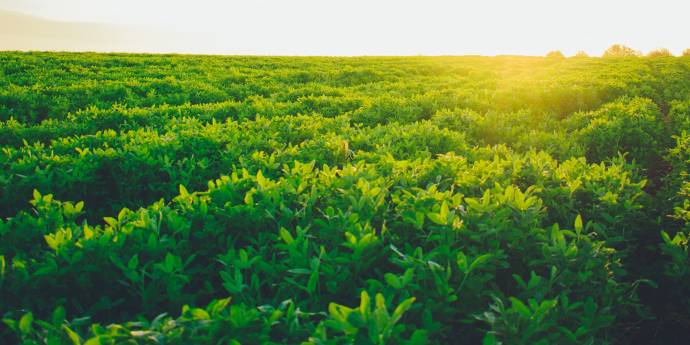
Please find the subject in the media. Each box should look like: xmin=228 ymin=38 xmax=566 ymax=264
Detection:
xmin=546 ymin=44 xmax=690 ymax=58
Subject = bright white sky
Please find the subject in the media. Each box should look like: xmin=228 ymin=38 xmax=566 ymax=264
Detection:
xmin=1 ymin=0 xmax=688 ymax=56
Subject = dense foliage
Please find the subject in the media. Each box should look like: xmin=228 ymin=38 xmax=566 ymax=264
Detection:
xmin=1 ymin=52 xmax=689 ymax=344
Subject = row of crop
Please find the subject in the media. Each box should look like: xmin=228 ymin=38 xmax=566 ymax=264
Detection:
xmin=0 ymin=151 xmax=647 ymax=343
xmin=2 ymin=97 xmax=668 ymax=223
xmin=3 ymin=53 xmax=689 ymax=124
xmin=434 ymin=97 xmax=673 ymax=173
xmin=1 ymin=93 xmax=672 ymax=165
xmin=652 ymin=102 xmax=690 ymax=326
xmin=0 ymin=90 xmax=465 ymax=146
xmin=0 ymin=114 xmax=468 ymax=220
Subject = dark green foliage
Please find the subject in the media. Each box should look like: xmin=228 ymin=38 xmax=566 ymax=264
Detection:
xmin=1 ymin=52 xmax=690 ymax=344
xmin=571 ymin=97 xmax=670 ymax=170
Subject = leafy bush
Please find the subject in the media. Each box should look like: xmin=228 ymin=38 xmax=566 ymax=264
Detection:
xmin=572 ymin=97 xmax=669 ymax=169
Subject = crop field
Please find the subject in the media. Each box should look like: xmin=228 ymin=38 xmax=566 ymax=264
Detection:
xmin=1 ymin=52 xmax=690 ymax=344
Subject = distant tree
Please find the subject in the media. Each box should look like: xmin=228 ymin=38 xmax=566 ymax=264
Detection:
xmin=603 ymin=44 xmax=641 ymax=57
xmin=683 ymin=48 xmax=690 ymax=57
xmin=546 ymin=50 xmax=565 ymax=59
xmin=647 ymin=48 xmax=673 ymax=57
xmin=574 ymin=50 xmax=589 ymax=57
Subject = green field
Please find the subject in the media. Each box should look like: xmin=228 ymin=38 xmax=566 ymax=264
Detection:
xmin=1 ymin=52 xmax=690 ymax=344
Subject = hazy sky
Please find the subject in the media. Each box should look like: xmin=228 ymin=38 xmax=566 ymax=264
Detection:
xmin=1 ymin=0 xmax=688 ymax=55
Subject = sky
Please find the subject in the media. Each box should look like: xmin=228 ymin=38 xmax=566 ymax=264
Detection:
xmin=0 ymin=0 xmax=688 ymax=56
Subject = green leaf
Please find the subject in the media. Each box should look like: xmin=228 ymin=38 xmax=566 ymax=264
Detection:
xmin=19 ymin=312 xmax=33 ymax=335
xmin=375 ymin=293 xmax=386 ymax=311
xmin=427 ymin=212 xmax=446 ymax=225
xmin=384 ymin=273 xmax=402 ymax=289
xmin=44 ymin=234 xmax=58 ymax=251
xmin=256 ymin=169 xmax=267 ymax=187
xmin=469 ymin=253 xmax=492 ymax=272
xmin=402 ymin=268 xmax=415 ymax=285
xmin=2 ymin=319 xmax=16 ymax=332
xmin=483 ymin=333 xmax=499 ymax=345
xmin=307 ymin=267 xmax=319 ymax=294
xmin=440 ymin=201 xmax=449 ymax=219
xmin=103 ymin=217 xmax=117 ymax=228
xmin=117 ymin=208 xmax=130 ymax=222
xmin=574 ymin=214 xmax=583 ymax=237
xmin=391 ymin=297 xmax=416 ymax=323
xmin=75 ymin=201 xmax=84 ymax=213
xmin=509 ymin=297 xmax=531 ymax=318
xmin=84 ymin=336 xmax=107 ymax=345
xmin=52 ymin=306 xmax=66 ymax=326
xmin=279 ymin=228 xmax=294 ymax=245
xmin=408 ymin=330 xmax=429 ymax=345
xmin=62 ymin=325 xmax=81 ymax=345
xmin=457 ymin=252 xmax=468 ymax=272
xmin=329 ymin=303 xmax=352 ymax=323
xmin=189 ymin=308 xmax=210 ymax=320
xmin=164 ymin=253 xmax=176 ymax=272
xmin=244 ymin=191 xmax=254 ymax=205
xmin=127 ymin=255 xmax=139 ymax=270
xmin=359 ymin=291 xmax=371 ymax=317
xmin=209 ymin=297 xmax=231 ymax=317
xmin=179 ymin=184 xmax=189 ymax=197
